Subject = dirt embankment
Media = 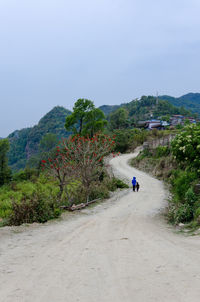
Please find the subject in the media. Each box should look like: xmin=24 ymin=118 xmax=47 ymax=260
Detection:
xmin=0 ymin=152 xmax=200 ymax=302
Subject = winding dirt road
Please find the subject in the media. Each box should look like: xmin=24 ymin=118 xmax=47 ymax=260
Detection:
xmin=1 ymin=152 xmax=200 ymax=302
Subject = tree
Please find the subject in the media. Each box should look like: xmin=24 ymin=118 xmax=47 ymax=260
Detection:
xmin=109 ymin=108 xmax=129 ymax=130
xmin=42 ymin=133 xmax=116 ymax=202
xmin=83 ymin=108 xmax=107 ymax=137
xmin=0 ymin=139 xmax=12 ymax=186
xmin=65 ymin=99 xmax=94 ymax=134
xmin=65 ymin=99 xmax=107 ymax=136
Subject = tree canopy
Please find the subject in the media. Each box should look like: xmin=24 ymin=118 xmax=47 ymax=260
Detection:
xmin=109 ymin=108 xmax=130 ymax=130
xmin=65 ymin=99 xmax=107 ymax=136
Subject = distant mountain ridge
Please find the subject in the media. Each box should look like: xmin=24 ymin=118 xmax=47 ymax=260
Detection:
xmin=159 ymin=93 xmax=200 ymax=116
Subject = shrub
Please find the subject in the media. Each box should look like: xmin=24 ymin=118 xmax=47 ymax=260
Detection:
xmin=168 ymin=202 xmax=193 ymax=224
xmin=171 ymin=124 xmax=200 ymax=170
xmin=111 ymin=178 xmax=129 ymax=189
xmin=155 ymin=146 xmax=170 ymax=158
xmin=170 ymin=170 xmax=197 ymax=200
xmin=8 ymin=190 xmax=61 ymax=226
xmin=89 ymin=182 xmax=110 ymax=200
xmin=185 ymin=188 xmax=197 ymax=206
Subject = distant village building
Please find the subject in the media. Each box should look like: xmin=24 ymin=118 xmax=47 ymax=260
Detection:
xmin=138 ymin=115 xmax=196 ymax=130
xmin=170 ymin=115 xmax=184 ymax=126
xmin=170 ymin=115 xmax=196 ymax=126
xmin=138 ymin=119 xmax=169 ymax=130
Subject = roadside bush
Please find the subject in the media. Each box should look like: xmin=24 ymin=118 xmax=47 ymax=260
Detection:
xmin=111 ymin=177 xmax=129 ymax=189
xmin=170 ymin=170 xmax=197 ymax=200
xmin=185 ymin=188 xmax=197 ymax=206
xmin=171 ymin=124 xmax=200 ymax=170
xmin=8 ymin=189 xmax=61 ymax=226
xmin=168 ymin=202 xmax=193 ymax=224
xmin=89 ymin=182 xmax=110 ymax=200
xmin=175 ymin=203 xmax=193 ymax=223
xmin=87 ymin=177 xmax=129 ymax=201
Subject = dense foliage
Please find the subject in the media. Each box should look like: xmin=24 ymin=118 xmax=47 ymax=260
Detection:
xmin=106 ymin=96 xmax=193 ymax=131
xmin=160 ymin=93 xmax=200 ymax=117
xmin=8 ymin=106 xmax=71 ymax=171
xmin=65 ymin=99 xmax=107 ymax=137
xmin=171 ymin=124 xmax=200 ymax=170
xmin=42 ymin=133 xmax=116 ymax=203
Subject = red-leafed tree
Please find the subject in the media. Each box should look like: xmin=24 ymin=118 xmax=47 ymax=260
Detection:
xmin=42 ymin=133 xmax=116 ymax=203
xmin=41 ymin=148 xmax=79 ymax=203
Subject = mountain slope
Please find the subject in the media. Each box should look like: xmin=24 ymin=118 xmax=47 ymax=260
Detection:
xmin=8 ymin=106 xmax=71 ymax=171
xmin=99 ymin=104 xmax=121 ymax=116
xmin=159 ymin=93 xmax=200 ymax=116
xmin=111 ymin=96 xmax=192 ymax=123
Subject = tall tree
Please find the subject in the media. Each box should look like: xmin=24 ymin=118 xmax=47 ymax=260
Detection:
xmin=65 ymin=99 xmax=107 ymax=136
xmin=65 ymin=99 xmax=95 ymax=135
xmin=42 ymin=133 xmax=115 ymax=202
xmin=83 ymin=108 xmax=107 ymax=137
xmin=0 ymin=139 xmax=12 ymax=186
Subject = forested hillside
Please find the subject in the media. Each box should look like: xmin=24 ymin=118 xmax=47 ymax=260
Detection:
xmin=159 ymin=93 xmax=200 ymax=116
xmin=122 ymin=96 xmax=191 ymax=122
xmin=8 ymin=106 xmax=71 ymax=171
xmin=105 ymin=96 xmax=193 ymax=126
xmin=7 ymin=96 xmax=194 ymax=171
xmin=99 ymin=104 xmax=121 ymax=116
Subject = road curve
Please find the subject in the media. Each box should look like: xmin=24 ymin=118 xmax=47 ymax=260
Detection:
xmin=0 ymin=152 xmax=200 ymax=302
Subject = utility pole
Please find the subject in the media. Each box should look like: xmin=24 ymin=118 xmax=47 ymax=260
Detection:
xmin=156 ymin=92 xmax=159 ymax=105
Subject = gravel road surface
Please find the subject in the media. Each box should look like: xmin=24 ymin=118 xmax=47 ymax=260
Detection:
xmin=0 ymin=152 xmax=200 ymax=302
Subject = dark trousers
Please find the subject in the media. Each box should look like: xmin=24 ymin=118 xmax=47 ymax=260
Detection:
xmin=132 ymin=185 xmax=136 ymax=192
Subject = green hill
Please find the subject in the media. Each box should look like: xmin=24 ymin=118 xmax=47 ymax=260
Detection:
xmin=123 ymin=96 xmax=192 ymax=121
xmin=100 ymin=96 xmax=193 ymax=123
xmin=159 ymin=93 xmax=200 ymax=116
xmin=104 ymin=96 xmax=193 ymax=125
xmin=99 ymin=104 xmax=121 ymax=116
xmin=8 ymin=106 xmax=71 ymax=171
xmin=7 ymin=96 xmax=195 ymax=171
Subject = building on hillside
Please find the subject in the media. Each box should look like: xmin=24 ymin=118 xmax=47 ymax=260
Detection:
xmin=138 ymin=115 xmax=197 ymax=130
xmin=170 ymin=115 xmax=184 ymax=126
xmin=183 ymin=117 xmax=196 ymax=124
xmin=170 ymin=115 xmax=197 ymax=126
xmin=138 ymin=119 xmax=169 ymax=130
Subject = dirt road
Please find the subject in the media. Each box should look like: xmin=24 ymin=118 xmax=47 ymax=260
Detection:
xmin=1 ymin=152 xmax=200 ymax=302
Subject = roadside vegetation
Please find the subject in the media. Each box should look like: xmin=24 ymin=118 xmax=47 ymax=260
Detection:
xmin=1 ymin=97 xmax=199 ymax=228
xmin=0 ymin=99 xmax=129 ymax=226
xmin=130 ymin=124 xmax=200 ymax=229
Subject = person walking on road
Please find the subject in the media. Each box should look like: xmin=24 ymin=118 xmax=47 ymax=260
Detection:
xmin=136 ymin=182 xmax=140 ymax=192
xmin=132 ymin=177 xmax=136 ymax=192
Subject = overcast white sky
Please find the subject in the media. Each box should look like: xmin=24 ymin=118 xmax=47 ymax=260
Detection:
xmin=0 ymin=0 xmax=200 ymax=137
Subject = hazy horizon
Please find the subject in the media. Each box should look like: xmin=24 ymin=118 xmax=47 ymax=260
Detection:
xmin=1 ymin=0 xmax=200 ymax=137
